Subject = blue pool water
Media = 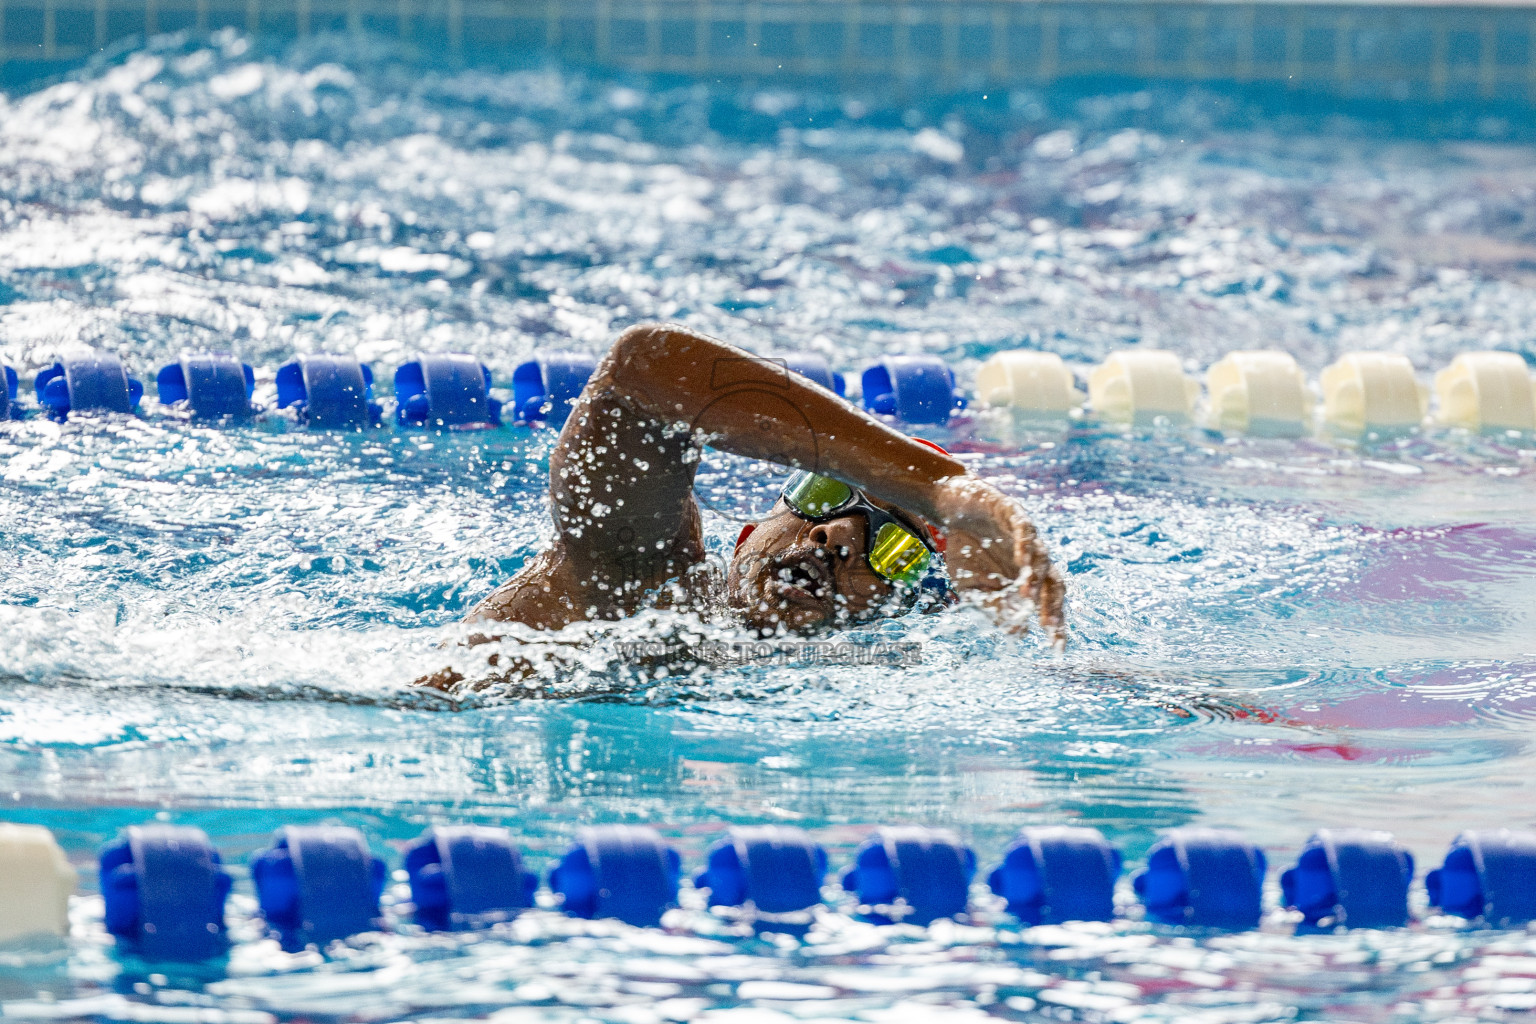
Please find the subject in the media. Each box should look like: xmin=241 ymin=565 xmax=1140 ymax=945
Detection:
xmin=2 ymin=30 xmax=1536 ymax=1022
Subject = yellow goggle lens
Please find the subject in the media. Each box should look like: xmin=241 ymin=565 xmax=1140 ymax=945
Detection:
xmin=782 ymin=472 xmax=853 ymax=516
xmin=868 ymin=521 xmax=931 ymax=584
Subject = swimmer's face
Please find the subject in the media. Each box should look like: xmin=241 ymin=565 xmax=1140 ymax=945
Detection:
xmin=726 ymin=496 xmax=911 ymax=635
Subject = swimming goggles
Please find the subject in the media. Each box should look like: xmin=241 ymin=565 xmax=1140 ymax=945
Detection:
xmin=778 ymin=471 xmax=938 ymax=586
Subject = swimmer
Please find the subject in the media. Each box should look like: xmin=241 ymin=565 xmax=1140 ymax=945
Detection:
xmin=420 ymin=324 xmax=1063 ymax=690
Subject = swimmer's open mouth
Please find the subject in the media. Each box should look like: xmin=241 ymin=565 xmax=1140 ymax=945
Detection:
xmin=769 ymin=550 xmax=835 ymax=616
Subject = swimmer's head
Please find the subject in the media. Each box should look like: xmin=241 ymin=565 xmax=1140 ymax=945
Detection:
xmin=726 ymin=482 xmax=946 ymax=636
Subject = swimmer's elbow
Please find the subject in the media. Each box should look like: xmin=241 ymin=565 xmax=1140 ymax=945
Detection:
xmin=605 ymin=322 xmax=728 ymax=401
xmin=604 ymin=323 xmax=672 ymax=381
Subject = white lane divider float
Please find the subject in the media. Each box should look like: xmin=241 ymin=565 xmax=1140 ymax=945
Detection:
xmin=1320 ymin=351 xmax=1428 ymax=435
xmin=974 ymin=350 xmax=1083 ymax=419
xmin=1088 ymin=349 xmax=1199 ymax=425
xmin=0 ymin=822 xmax=76 ymax=942
xmin=1204 ymin=350 xmax=1311 ymax=437
xmin=1433 ymin=351 xmax=1536 ymax=433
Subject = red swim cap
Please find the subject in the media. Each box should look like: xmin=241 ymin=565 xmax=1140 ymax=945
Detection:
xmin=911 ymin=437 xmax=951 ymax=456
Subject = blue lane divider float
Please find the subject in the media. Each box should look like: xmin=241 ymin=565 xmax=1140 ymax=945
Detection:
xmin=276 ymin=354 xmax=382 ymax=430
xmin=1134 ymin=827 xmax=1266 ymax=930
xmin=395 ymin=353 xmax=501 ymax=428
xmin=404 ymin=825 xmax=538 ymax=932
xmin=252 ymin=826 xmax=387 ymax=948
xmin=550 ymin=825 xmax=682 ymax=927
xmin=1281 ymin=828 xmax=1413 ymax=930
xmin=987 ymin=826 xmax=1121 ymax=925
xmin=511 ymin=352 xmax=597 ymax=426
xmin=156 ymin=352 xmax=256 ymax=420
xmin=694 ymin=825 xmax=828 ymax=914
xmin=772 ymin=353 xmax=846 ymax=398
xmin=27 ymin=819 xmax=1536 ymax=948
xmin=1 ymin=363 xmax=17 ymax=419
xmin=1427 ymin=829 xmax=1536 ymax=927
xmin=100 ymin=825 xmax=232 ymax=961
xmin=35 ymin=349 xmax=143 ymax=421
xmin=861 ymin=356 xmax=964 ymax=425
xmin=841 ymin=826 xmax=977 ymax=925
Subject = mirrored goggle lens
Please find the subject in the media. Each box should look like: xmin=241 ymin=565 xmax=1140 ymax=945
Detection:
xmin=781 ymin=472 xmax=854 ymax=517
xmin=868 ymin=521 xmax=932 ymax=584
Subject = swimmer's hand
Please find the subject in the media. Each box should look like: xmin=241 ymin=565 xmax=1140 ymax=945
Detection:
xmin=928 ymin=474 xmax=1065 ymax=643
xmin=411 ymin=645 xmax=539 ymax=694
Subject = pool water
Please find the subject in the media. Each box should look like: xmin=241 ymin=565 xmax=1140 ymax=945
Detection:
xmin=2 ymin=30 xmax=1535 ymax=1023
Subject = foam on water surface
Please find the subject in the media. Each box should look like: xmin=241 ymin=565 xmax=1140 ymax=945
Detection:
xmin=1 ymin=32 xmax=1535 ymax=1022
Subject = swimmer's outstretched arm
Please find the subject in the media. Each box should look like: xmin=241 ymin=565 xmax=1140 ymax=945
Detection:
xmin=416 ymin=324 xmax=1062 ymax=687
